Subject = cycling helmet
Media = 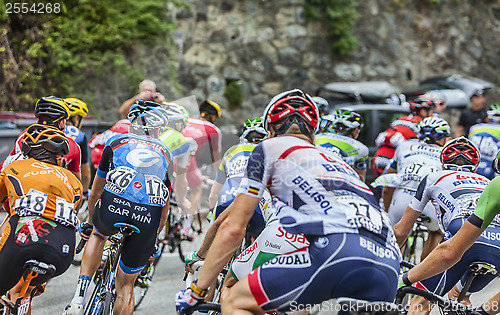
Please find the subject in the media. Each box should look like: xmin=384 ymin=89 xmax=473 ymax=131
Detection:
xmin=199 ymin=99 xmax=221 ymax=118
xmin=163 ymin=102 xmax=189 ymax=123
xmin=128 ymin=100 xmax=169 ymax=135
xmin=422 ymin=91 xmax=446 ymax=106
xmin=64 ymin=98 xmax=89 ymax=118
xmin=34 ymin=96 xmax=71 ymax=123
xmin=418 ymin=117 xmax=450 ymax=144
xmin=240 ymin=117 xmax=267 ymax=143
xmin=487 ymin=104 xmax=500 ymax=124
xmin=409 ymin=97 xmax=435 ymax=114
xmin=441 ymin=137 xmax=480 ymax=172
xmin=332 ymin=109 xmax=364 ymax=132
xmin=263 ymin=89 xmax=319 ymax=135
xmin=312 ymin=96 xmax=329 ymax=114
xmin=318 ymin=115 xmax=336 ymax=134
xmin=492 ymin=150 xmax=500 ymax=174
xmin=21 ymin=124 xmax=69 ymax=164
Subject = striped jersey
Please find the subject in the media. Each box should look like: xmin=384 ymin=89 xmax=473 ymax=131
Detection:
xmin=409 ymin=170 xmax=491 ymax=232
xmin=216 ymin=143 xmax=258 ymax=183
xmin=315 ymin=133 xmax=369 ymax=170
xmin=237 ymin=136 xmax=397 ymax=251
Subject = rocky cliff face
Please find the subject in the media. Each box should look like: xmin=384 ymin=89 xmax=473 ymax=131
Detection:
xmin=104 ymin=0 xmax=500 ymax=121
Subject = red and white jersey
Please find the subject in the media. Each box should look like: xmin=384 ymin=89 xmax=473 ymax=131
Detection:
xmin=10 ymin=128 xmax=81 ymax=173
xmin=409 ymin=170 xmax=491 ymax=232
xmin=182 ymin=118 xmax=222 ymax=157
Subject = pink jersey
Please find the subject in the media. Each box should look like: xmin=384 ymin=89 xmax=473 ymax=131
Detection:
xmin=11 ymin=128 xmax=81 ymax=173
xmin=182 ymin=118 xmax=222 ymax=157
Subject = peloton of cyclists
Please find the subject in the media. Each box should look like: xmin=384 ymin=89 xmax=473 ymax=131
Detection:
xmin=176 ymin=89 xmax=400 ymax=314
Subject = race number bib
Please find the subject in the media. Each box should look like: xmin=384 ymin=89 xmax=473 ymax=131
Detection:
xmin=227 ymin=156 xmax=248 ymax=178
xmin=54 ymin=196 xmax=78 ymax=227
xmin=14 ymin=189 xmax=48 ymax=217
xmin=145 ymin=175 xmax=169 ymax=205
xmin=400 ymin=162 xmax=439 ymax=189
xmin=106 ymin=166 xmax=137 ymax=194
xmin=339 ymin=197 xmax=383 ymax=234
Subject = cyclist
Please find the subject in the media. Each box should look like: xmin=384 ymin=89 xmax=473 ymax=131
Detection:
xmin=64 ymin=101 xmax=173 ymax=315
xmin=468 ymin=103 xmax=500 ymax=179
xmin=379 ymin=117 xmax=450 ymax=258
xmin=159 ymin=102 xmax=192 ymax=212
xmin=64 ymin=98 xmax=91 ymax=196
xmin=422 ymin=90 xmax=447 ymax=118
xmin=0 ymin=124 xmax=83 ymax=305
xmin=315 ymin=109 xmax=369 ymax=181
xmin=88 ymin=119 xmax=131 ymax=169
xmin=182 ymin=99 xmax=222 ymax=232
xmin=176 ymin=89 xmax=400 ymax=314
xmin=10 ymin=96 xmax=81 ymax=181
xmin=312 ymin=96 xmax=329 ymax=117
xmin=373 ymin=97 xmax=435 ymax=176
xmin=397 ymin=138 xmax=500 ymax=313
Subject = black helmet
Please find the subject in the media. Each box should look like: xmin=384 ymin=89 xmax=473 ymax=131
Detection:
xmin=35 ymin=96 xmax=71 ymax=124
xmin=21 ymin=124 xmax=69 ymax=164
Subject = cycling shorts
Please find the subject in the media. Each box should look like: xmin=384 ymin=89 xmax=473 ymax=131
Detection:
xmin=230 ymin=219 xmax=309 ymax=282
xmin=186 ymin=156 xmax=203 ymax=189
xmin=0 ymin=215 xmax=75 ymax=295
xmin=388 ymin=188 xmax=440 ymax=231
xmin=248 ymin=233 xmax=399 ymax=313
xmin=92 ymin=191 xmax=162 ymax=274
xmin=418 ymin=219 xmax=500 ymax=295
xmin=215 ymin=193 xmax=265 ymax=239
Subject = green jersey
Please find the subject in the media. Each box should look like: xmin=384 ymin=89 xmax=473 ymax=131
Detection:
xmin=469 ymin=176 xmax=500 ymax=229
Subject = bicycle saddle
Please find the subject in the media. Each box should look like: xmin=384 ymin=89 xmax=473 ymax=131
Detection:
xmin=113 ymin=222 xmax=141 ymax=234
xmin=23 ymin=260 xmax=56 ymax=276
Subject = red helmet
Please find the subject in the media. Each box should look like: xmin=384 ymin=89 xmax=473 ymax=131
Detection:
xmin=441 ymin=137 xmax=480 ymax=172
xmin=409 ymin=97 xmax=435 ymax=112
xmin=263 ymin=89 xmax=319 ymax=132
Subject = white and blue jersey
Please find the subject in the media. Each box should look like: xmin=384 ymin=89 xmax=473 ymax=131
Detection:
xmin=468 ymin=123 xmax=500 ymax=180
xmin=96 ymin=133 xmax=174 ymax=207
xmin=238 ymin=136 xmax=398 ymax=248
xmin=65 ymin=124 xmax=89 ymax=164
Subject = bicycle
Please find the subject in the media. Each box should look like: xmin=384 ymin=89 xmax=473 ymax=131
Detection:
xmin=0 ymin=260 xmax=55 ymax=315
xmin=401 ymin=214 xmax=430 ymax=268
xmin=84 ymin=222 xmax=140 ymax=315
xmin=159 ymin=200 xmax=197 ymax=262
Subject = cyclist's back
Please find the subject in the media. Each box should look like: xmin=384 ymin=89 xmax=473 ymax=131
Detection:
xmin=0 ymin=125 xmax=82 ymax=296
xmin=469 ymin=109 xmax=500 ymax=180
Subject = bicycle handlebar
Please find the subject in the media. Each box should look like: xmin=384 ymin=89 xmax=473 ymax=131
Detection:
xmin=75 ymin=225 xmax=94 ymax=254
xmin=185 ymin=302 xmax=221 ymax=315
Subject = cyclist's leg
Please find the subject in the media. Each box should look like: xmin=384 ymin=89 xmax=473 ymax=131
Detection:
xmin=114 ymin=268 xmax=138 ymax=315
xmin=0 ymin=215 xmax=25 ymax=295
xmin=420 ymin=204 xmax=442 ymax=260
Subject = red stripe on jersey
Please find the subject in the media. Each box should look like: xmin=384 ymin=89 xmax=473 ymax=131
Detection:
xmin=278 ymin=146 xmax=315 ymax=160
xmin=248 ymin=268 xmax=270 ymax=307
xmin=434 ymin=172 xmax=458 ymax=186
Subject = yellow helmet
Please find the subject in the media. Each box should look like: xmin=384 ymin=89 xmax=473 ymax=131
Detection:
xmin=199 ymin=99 xmax=221 ymax=118
xmin=35 ymin=96 xmax=71 ymax=123
xmin=64 ymin=97 xmax=89 ymax=118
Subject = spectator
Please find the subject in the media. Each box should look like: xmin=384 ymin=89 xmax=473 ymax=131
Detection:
xmin=455 ymin=89 xmax=488 ymax=137
xmin=423 ymin=90 xmax=447 ymax=118
xmin=119 ymin=79 xmax=166 ymax=116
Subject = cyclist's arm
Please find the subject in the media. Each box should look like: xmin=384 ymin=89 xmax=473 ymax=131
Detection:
xmin=406 ymin=220 xmax=482 ymax=284
xmin=211 ymin=150 xmax=222 ymax=177
xmin=209 ymin=181 xmax=224 ymax=210
xmin=81 ymin=162 xmax=91 ymax=194
xmin=382 ymin=165 xmax=397 ymax=211
xmin=196 ymin=193 xmax=260 ymax=290
xmin=158 ymin=194 xmax=170 ymax=237
xmin=393 ymin=206 xmax=421 ymax=249
xmin=87 ymin=176 xmax=106 ymax=225
xmin=196 ymin=206 xmax=231 ymax=258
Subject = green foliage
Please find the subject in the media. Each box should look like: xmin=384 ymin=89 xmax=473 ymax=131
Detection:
xmin=0 ymin=0 xmax=188 ymax=110
xmin=304 ymin=0 xmax=360 ymax=56
xmin=223 ymin=80 xmax=243 ymax=110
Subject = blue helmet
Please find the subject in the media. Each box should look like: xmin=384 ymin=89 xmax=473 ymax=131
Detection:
xmin=128 ymin=100 xmax=169 ymax=132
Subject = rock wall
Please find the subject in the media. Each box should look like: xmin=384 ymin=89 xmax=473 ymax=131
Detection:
xmin=102 ymin=0 xmax=500 ymax=121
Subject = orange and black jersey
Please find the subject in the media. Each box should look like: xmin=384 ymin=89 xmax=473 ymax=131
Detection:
xmin=0 ymin=158 xmax=83 ymax=228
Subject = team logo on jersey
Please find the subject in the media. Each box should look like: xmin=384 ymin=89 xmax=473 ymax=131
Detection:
xmin=261 ymin=248 xmax=311 ymax=269
xmin=15 ymin=217 xmax=56 ymax=244
xmin=126 ymin=149 xmax=161 ymax=168
xmin=134 ymin=181 xmax=142 ymax=189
